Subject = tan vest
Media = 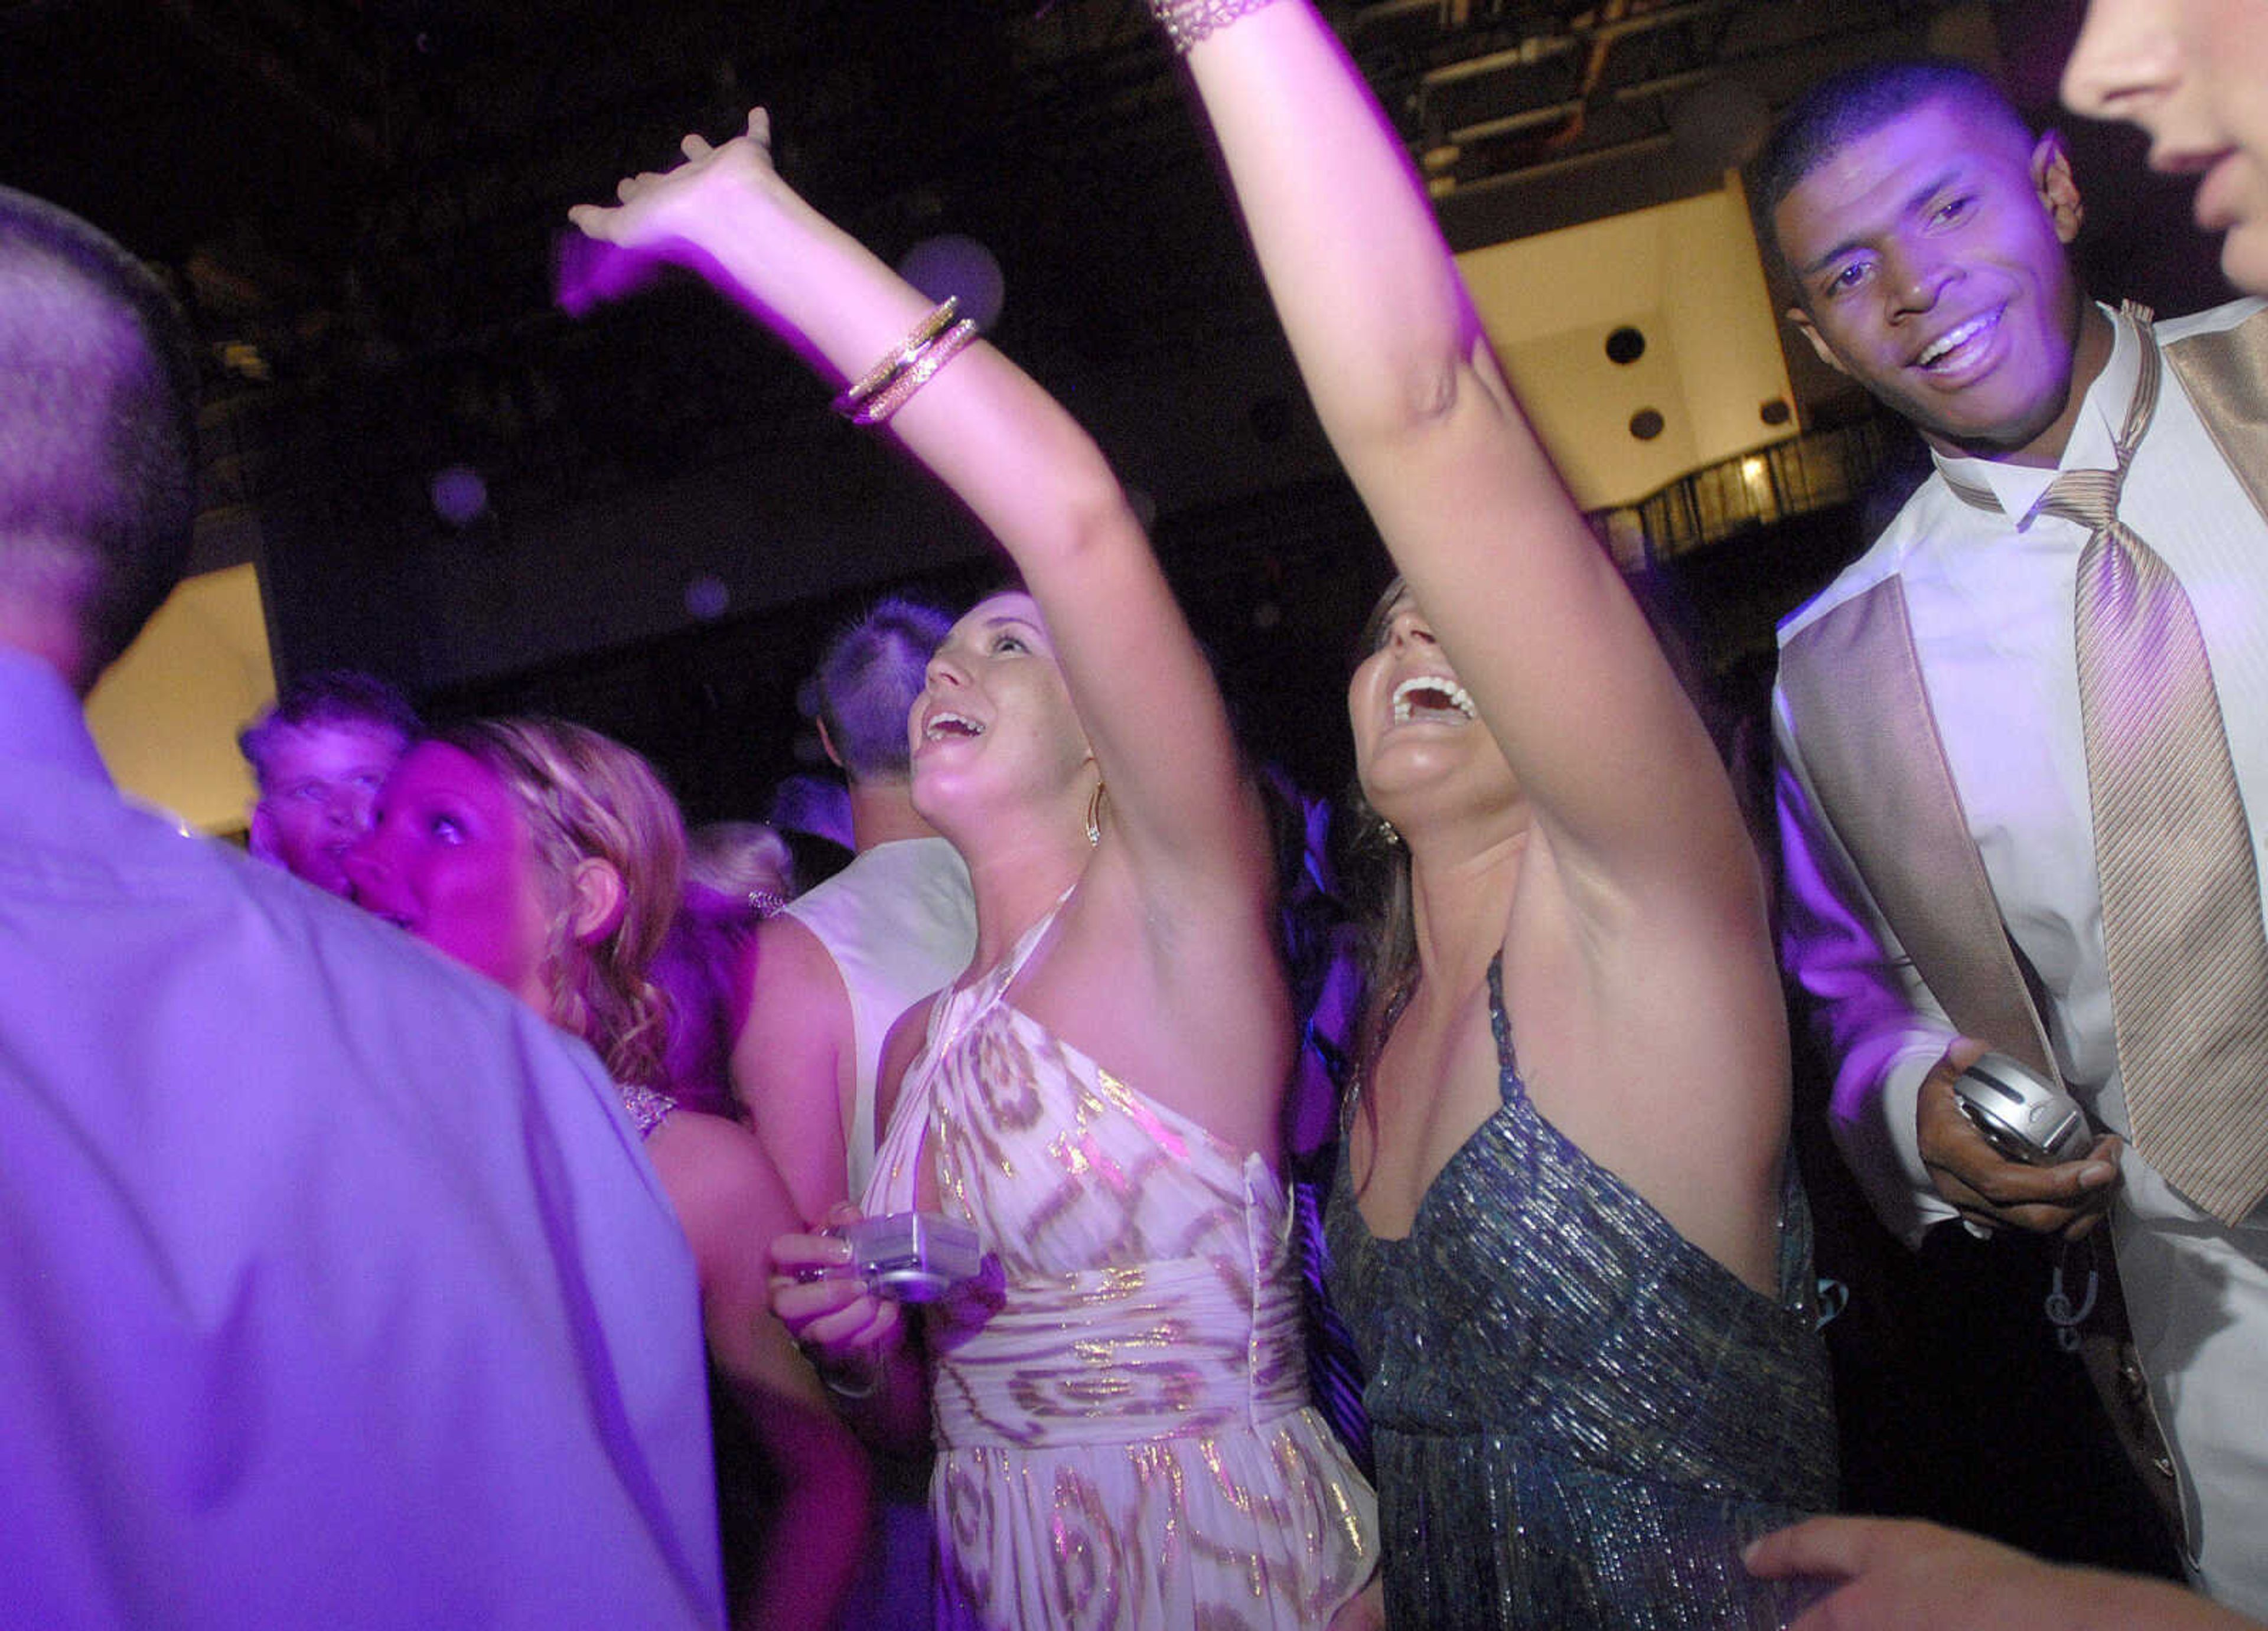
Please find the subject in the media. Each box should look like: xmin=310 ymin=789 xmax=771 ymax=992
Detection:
xmin=1777 ymin=305 xmax=2268 ymax=1547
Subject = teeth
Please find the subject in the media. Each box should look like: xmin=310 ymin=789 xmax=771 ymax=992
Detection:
xmin=1392 ymin=675 xmax=1477 ymax=725
xmin=1918 ymin=312 xmax=1992 ymax=368
xmin=924 ymin=710 xmax=984 ymax=741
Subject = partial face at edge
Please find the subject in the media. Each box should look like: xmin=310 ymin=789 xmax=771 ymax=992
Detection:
xmin=1771 ymin=97 xmax=2090 ymax=462
xmin=2063 ymin=0 xmax=2268 ymax=293
xmin=250 ymin=721 xmax=409 ymax=896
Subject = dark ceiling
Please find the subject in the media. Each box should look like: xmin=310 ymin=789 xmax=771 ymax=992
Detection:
xmin=5 ymin=0 xmax=1995 ymax=393
xmin=1 ymin=0 xmax=2231 ymax=628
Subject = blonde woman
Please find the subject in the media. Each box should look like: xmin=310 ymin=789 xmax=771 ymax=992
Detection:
xmin=572 ymin=109 xmax=1378 ymax=1629
xmin=345 ymin=718 xmax=867 ymax=1631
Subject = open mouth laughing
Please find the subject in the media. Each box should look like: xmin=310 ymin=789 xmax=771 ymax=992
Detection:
xmin=1391 ymin=674 xmax=1477 ymax=725
xmin=921 ymin=707 xmax=985 ymax=743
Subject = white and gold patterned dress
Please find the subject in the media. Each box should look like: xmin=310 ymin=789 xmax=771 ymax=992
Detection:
xmin=865 ymin=904 xmax=1377 ymax=1629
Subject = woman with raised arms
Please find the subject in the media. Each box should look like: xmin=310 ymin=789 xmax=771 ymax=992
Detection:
xmin=571 ymin=107 xmax=1379 ymax=1629
xmin=1149 ymin=0 xmax=1836 ymax=1624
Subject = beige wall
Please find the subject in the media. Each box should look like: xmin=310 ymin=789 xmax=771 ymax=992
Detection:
xmin=1456 ymin=178 xmax=1800 ymax=511
xmin=84 ymin=563 xmax=275 ymax=836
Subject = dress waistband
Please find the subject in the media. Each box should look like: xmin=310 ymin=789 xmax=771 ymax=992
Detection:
xmin=931 ymin=1255 xmax=1311 ymax=1450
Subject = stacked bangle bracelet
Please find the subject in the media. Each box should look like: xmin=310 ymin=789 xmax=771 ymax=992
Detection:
xmin=1146 ymin=0 xmax=1283 ymax=54
xmin=831 ymin=298 xmax=980 ymax=426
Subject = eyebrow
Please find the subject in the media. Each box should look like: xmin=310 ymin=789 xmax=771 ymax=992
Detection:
xmin=977 ymin=612 xmax=1043 ymax=637
xmin=1797 ymin=165 xmax=1967 ymax=280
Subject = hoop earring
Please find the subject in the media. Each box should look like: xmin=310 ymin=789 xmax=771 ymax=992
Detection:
xmin=1085 ymin=779 xmax=1107 ymax=848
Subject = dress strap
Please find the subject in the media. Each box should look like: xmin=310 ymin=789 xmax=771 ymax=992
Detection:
xmin=879 ymin=889 xmax=1077 ymax=1201
xmin=998 ymin=888 xmax=1073 ymax=988
xmin=1482 ymin=952 xmax=1524 ymax=1104
xmin=615 ymin=1080 xmax=677 ymax=1140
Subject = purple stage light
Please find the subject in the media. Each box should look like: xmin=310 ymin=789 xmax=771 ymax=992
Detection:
xmin=897 ymin=235 xmax=1005 ymax=332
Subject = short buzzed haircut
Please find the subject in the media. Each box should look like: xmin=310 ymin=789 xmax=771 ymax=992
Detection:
xmin=238 ymin=670 xmax=422 ymax=791
xmin=0 ymin=185 xmax=199 ymax=677
xmin=1749 ymin=58 xmax=2038 ymax=280
xmin=812 ymin=595 xmax=952 ymax=783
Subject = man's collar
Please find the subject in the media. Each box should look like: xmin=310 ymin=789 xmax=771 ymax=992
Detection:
xmin=1931 ymin=301 xmax=2139 ymax=525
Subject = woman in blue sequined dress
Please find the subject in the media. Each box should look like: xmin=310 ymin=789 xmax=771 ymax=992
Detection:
xmin=1159 ymin=1 xmax=1837 ymax=1623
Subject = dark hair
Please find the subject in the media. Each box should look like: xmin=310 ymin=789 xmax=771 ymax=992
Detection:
xmin=238 ymin=670 xmax=422 ymax=790
xmin=1342 ymin=579 xmax=1421 ymax=1110
xmin=1339 ymin=573 xmax=1766 ymax=1127
xmin=812 ymin=595 xmax=953 ymax=782
xmin=0 ymin=185 xmax=199 ymax=677
xmin=1748 ymin=57 xmax=2036 ymax=281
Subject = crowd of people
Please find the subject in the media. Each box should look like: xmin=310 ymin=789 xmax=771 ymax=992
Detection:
xmin=9 ymin=0 xmax=2268 ymax=1625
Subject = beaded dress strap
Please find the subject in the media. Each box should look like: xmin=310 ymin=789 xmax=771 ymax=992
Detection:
xmin=1482 ymin=952 xmax=1523 ymax=1102
xmin=1340 ymin=952 xmax=1526 ymax=1136
xmin=615 ymin=1080 xmax=677 ymax=1140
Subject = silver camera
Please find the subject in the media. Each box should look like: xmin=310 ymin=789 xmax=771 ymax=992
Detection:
xmin=1951 ymin=1052 xmax=2093 ymax=1166
xmin=830 ymin=1212 xmax=984 ymax=1303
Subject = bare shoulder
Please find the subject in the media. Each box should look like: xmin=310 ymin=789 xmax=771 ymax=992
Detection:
xmin=647 ymin=1107 xmax=800 ymax=1250
xmin=744 ymin=912 xmax=850 ymax=1014
xmin=1031 ymin=847 xmax=1292 ymax=1160
xmin=1506 ymin=844 xmax=1790 ymax=1287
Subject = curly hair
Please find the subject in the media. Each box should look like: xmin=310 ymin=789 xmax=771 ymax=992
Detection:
xmin=435 ymin=717 xmax=686 ymax=1090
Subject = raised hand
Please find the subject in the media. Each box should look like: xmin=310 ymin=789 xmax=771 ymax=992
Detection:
xmin=562 ymin=109 xmax=783 ymax=312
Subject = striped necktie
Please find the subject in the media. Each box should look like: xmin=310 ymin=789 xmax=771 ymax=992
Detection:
xmin=1944 ymin=305 xmax=2268 ymax=1225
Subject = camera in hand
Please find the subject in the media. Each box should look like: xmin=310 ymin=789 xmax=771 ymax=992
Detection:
xmin=1951 ymin=1052 xmax=2093 ymax=1165
xmin=833 ymin=1212 xmax=983 ymax=1302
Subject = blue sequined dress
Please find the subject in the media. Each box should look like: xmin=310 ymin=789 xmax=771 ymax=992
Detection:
xmin=1324 ymin=958 xmax=1836 ymax=1628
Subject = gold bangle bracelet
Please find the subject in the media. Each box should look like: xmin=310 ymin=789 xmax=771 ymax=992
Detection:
xmin=850 ymin=318 xmax=980 ymax=426
xmin=829 ymin=298 xmax=961 ymax=414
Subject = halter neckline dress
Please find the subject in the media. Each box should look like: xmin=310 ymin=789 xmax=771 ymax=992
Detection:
xmin=866 ymin=901 xmax=1378 ymax=1629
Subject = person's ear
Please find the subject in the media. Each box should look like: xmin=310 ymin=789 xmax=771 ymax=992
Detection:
xmin=566 ymin=857 xmax=627 ymax=946
xmin=248 ymin=800 xmax=281 ymax=863
xmin=1787 ymin=306 xmax=1851 ymax=378
xmin=815 ymin=716 xmax=845 ymax=771
xmin=2032 ymin=128 xmax=2085 ymax=245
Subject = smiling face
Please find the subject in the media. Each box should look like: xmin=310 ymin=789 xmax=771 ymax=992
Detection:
xmin=1347 ymin=583 xmax=1518 ymax=833
xmin=1772 ymin=95 xmax=2095 ymax=464
xmin=343 ymin=741 xmax=559 ymax=1015
xmin=907 ymin=591 xmax=1094 ymax=837
xmin=2063 ymin=0 xmax=2268 ymax=293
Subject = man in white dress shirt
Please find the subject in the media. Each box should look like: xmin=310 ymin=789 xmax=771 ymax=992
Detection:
xmin=0 ymin=184 xmax=724 ymax=1628
xmin=1761 ymin=60 xmax=2268 ymax=1612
